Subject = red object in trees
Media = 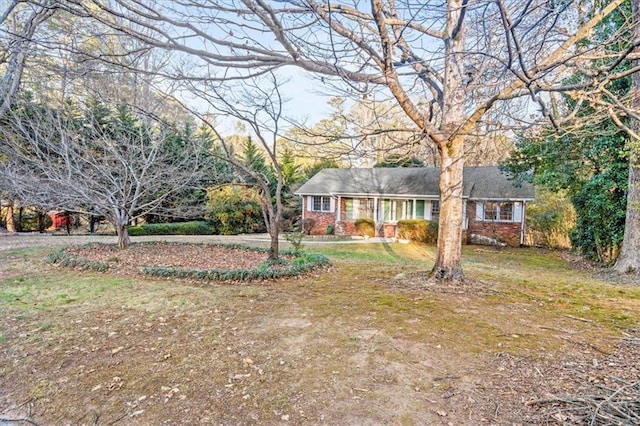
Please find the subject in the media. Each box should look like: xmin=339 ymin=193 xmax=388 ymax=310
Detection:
xmin=47 ymin=211 xmax=71 ymax=230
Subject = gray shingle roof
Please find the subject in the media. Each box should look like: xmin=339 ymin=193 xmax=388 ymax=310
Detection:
xmin=295 ymin=166 xmax=534 ymax=200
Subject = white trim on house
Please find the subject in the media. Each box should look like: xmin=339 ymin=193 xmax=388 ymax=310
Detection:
xmin=309 ymin=195 xmax=333 ymax=213
xmin=475 ymin=200 xmax=522 ymax=223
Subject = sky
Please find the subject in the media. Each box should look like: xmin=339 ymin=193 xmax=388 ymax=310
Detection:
xmin=277 ymin=70 xmax=333 ymax=126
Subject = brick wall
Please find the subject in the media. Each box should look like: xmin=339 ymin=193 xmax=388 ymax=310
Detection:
xmin=303 ymin=210 xmax=335 ymax=235
xmin=467 ymin=201 xmax=522 ymax=246
xmin=383 ymin=224 xmax=396 ymax=238
xmin=301 ymin=197 xmax=523 ymax=245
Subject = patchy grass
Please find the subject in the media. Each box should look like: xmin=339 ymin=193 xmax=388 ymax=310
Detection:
xmin=1 ymin=240 xmax=639 ymax=425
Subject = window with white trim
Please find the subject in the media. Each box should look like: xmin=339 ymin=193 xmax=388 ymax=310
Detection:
xmin=478 ymin=201 xmax=517 ymax=222
xmin=431 ymin=200 xmax=440 ymax=218
xmin=382 ymin=199 xmax=417 ymax=222
xmin=346 ymin=198 xmax=374 ymax=220
xmin=311 ymin=196 xmax=332 ymax=212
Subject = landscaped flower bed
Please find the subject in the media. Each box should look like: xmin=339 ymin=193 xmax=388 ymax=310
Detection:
xmin=48 ymin=242 xmax=329 ymax=281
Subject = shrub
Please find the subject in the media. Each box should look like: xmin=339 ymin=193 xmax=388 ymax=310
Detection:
xmin=525 ymin=188 xmax=575 ymax=249
xmin=207 ymin=186 xmax=266 ymax=235
xmin=355 ymin=218 xmax=375 ymax=237
xmin=284 ymin=231 xmax=305 ymax=255
xmin=397 ymin=219 xmax=438 ymax=243
xmin=302 ymin=218 xmax=316 ymax=234
xmin=128 ymin=221 xmax=217 ymax=236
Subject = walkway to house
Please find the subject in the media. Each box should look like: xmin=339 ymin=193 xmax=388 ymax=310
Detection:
xmin=0 ymin=232 xmax=396 ymax=252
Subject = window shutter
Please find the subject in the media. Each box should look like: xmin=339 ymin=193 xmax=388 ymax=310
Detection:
xmin=513 ymin=202 xmax=522 ymax=222
xmin=329 ymin=197 xmax=336 ymax=213
xmin=475 ymin=202 xmax=484 ymax=221
xmin=416 ymin=200 xmax=425 ymax=219
xmin=307 ymin=196 xmax=313 ymax=211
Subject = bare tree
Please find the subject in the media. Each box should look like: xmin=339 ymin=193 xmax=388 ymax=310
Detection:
xmin=179 ymin=73 xmax=292 ymax=261
xmin=0 ymin=98 xmax=212 ymax=248
xmin=287 ymin=97 xmax=435 ymax=167
xmin=0 ymin=0 xmax=57 ymax=117
xmin=38 ymin=0 xmax=636 ymax=281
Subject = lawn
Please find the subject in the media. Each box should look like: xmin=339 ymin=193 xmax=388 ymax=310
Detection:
xmin=1 ymin=240 xmax=639 ymax=425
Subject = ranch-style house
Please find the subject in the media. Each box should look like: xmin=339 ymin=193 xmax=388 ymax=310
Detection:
xmin=295 ymin=166 xmax=535 ymax=246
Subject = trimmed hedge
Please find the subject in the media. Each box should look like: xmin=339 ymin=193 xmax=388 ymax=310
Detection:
xmin=397 ymin=219 xmax=438 ymax=243
xmin=355 ymin=218 xmax=375 ymax=237
xmin=128 ymin=221 xmax=217 ymax=236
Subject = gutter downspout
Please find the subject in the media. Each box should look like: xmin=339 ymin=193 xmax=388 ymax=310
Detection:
xmin=520 ymin=201 xmax=527 ymax=247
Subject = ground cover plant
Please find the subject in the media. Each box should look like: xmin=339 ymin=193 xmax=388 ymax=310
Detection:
xmin=46 ymin=242 xmax=328 ymax=282
xmin=1 ymin=237 xmax=639 ymax=425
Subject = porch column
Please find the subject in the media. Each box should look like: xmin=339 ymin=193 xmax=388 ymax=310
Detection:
xmin=336 ymin=196 xmax=341 ymax=221
xmin=373 ymin=197 xmax=379 ymax=223
xmin=520 ymin=201 xmax=527 ymax=246
xmin=462 ymin=200 xmax=467 ymax=230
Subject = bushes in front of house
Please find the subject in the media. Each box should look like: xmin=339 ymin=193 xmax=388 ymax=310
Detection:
xmin=355 ymin=218 xmax=375 ymax=237
xmin=397 ymin=219 xmax=438 ymax=243
xmin=206 ymin=186 xmax=266 ymax=235
xmin=128 ymin=221 xmax=217 ymax=236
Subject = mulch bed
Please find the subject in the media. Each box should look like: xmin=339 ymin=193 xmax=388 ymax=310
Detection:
xmin=62 ymin=242 xmax=290 ymax=275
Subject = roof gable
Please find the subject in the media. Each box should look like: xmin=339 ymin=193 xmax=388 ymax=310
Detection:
xmin=295 ymin=166 xmax=534 ymax=200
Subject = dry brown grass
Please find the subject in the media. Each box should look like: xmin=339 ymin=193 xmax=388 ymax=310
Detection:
xmin=1 ymin=239 xmax=639 ymax=425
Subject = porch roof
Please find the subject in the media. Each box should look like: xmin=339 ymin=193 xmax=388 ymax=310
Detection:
xmin=295 ymin=166 xmax=534 ymax=200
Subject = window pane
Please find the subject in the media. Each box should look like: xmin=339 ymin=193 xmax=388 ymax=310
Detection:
xmin=354 ymin=198 xmax=374 ymax=219
xmin=312 ymin=196 xmax=321 ymax=211
xmin=484 ymin=202 xmax=498 ymax=221
xmin=431 ymin=200 xmax=440 ymax=215
xmin=366 ymin=199 xmax=374 ymax=219
xmin=500 ymin=203 xmax=513 ymax=221
xmin=322 ymin=197 xmax=331 ymax=211
xmin=395 ymin=201 xmax=404 ymax=220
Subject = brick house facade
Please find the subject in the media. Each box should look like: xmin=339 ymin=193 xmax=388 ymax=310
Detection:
xmin=296 ymin=167 xmax=534 ymax=246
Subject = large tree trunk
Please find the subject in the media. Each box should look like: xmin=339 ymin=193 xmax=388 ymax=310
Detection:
xmin=114 ymin=208 xmax=131 ymax=249
xmin=432 ymin=139 xmax=465 ymax=282
xmin=268 ymin=222 xmax=280 ymax=262
xmin=614 ymin=0 xmax=640 ymax=274
xmin=431 ymin=0 xmax=467 ymax=282
xmin=16 ymin=206 xmax=23 ymax=232
xmin=614 ymin=158 xmax=640 ymax=273
xmin=5 ymin=200 xmax=16 ymax=233
xmin=263 ymin=201 xmax=280 ymax=262
xmin=37 ymin=209 xmax=47 ymax=232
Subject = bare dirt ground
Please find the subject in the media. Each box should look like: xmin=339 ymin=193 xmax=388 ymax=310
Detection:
xmin=1 ymin=235 xmax=639 ymax=425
